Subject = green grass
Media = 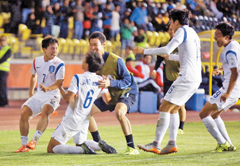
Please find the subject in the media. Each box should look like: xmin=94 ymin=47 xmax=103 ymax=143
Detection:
xmin=1 ymin=122 xmax=240 ymax=166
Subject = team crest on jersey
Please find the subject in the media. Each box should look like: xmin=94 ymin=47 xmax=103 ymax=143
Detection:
xmin=49 ymin=65 xmax=55 ymax=73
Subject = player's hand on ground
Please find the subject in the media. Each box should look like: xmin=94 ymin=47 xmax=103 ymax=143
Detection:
xmin=220 ymin=93 xmax=230 ymax=103
xmin=39 ymin=84 xmax=48 ymax=92
xmin=160 ymin=54 xmax=169 ymax=59
xmin=133 ymin=46 xmax=144 ymax=54
xmin=213 ymin=69 xmax=221 ymax=76
xmin=98 ymin=76 xmax=110 ymax=88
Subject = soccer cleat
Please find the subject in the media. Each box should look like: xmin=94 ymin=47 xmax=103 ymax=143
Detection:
xmin=26 ymin=140 xmax=36 ymax=150
xmin=125 ymin=146 xmax=139 ymax=155
xmin=215 ymin=141 xmax=230 ymax=152
xmin=98 ymin=140 xmax=117 ymax=154
xmin=81 ymin=142 xmax=97 ymax=154
xmin=160 ymin=141 xmax=178 ymax=155
xmin=227 ymin=145 xmax=237 ymax=151
xmin=15 ymin=145 xmax=29 ymax=153
xmin=137 ymin=142 xmax=161 ymax=154
xmin=178 ymin=129 xmax=184 ymax=134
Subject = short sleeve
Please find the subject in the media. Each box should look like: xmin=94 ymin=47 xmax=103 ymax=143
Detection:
xmin=55 ymin=64 xmax=65 ymax=80
xmin=68 ymin=75 xmax=79 ymax=94
xmin=30 ymin=59 xmax=36 ymax=75
xmin=226 ymin=51 xmax=238 ymax=68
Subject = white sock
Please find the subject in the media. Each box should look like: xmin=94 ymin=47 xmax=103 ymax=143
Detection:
xmin=202 ymin=116 xmax=226 ymax=144
xmin=32 ymin=130 xmax=42 ymax=143
xmin=21 ymin=136 xmax=28 ymax=146
xmin=214 ymin=116 xmax=232 ymax=145
xmin=53 ymin=144 xmax=84 ymax=154
xmin=154 ymin=112 xmax=170 ymax=145
xmin=85 ymin=140 xmax=101 ymax=151
xmin=169 ymin=113 xmax=179 ymax=141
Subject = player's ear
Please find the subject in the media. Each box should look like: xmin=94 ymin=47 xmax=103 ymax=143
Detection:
xmin=102 ymin=42 xmax=106 ymax=48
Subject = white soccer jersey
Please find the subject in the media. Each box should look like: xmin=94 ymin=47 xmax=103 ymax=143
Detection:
xmin=220 ymin=40 xmax=240 ymax=88
xmin=144 ymin=25 xmax=202 ymax=82
xmin=62 ymin=72 xmax=105 ymax=130
xmin=30 ymin=56 xmax=65 ymax=97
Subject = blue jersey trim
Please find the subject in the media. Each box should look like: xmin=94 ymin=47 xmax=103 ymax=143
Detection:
xmin=225 ymin=50 xmax=237 ymax=64
xmin=180 ymin=27 xmax=187 ymax=43
xmin=74 ymin=74 xmax=79 ymax=90
xmin=55 ymin=63 xmax=64 ymax=75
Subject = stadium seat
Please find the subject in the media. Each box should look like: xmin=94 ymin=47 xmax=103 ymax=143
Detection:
xmin=66 ymin=38 xmax=74 ymax=55
xmin=73 ymin=39 xmax=81 ymax=55
xmin=146 ymin=31 xmax=154 ymax=46
xmin=18 ymin=24 xmax=28 ymax=35
xmin=153 ymin=31 xmax=159 ymax=46
xmin=21 ymin=46 xmax=32 ymax=58
xmin=79 ymin=39 xmax=88 ymax=55
xmin=58 ymin=38 xmax=66 ymax=54
xmin=22 ymin=29 xmax=31 ymax=41
xmin=0 ymin=15 xmax=3 ymax=28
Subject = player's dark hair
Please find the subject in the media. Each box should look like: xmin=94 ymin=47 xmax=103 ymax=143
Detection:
xmin=86 ymin=52 xmax=104 ymax=72
xmin=41 ymin=35 xmax=59 ymax=49
xmin=169 ymin=9 xmax=189 ymax=25
xmin=89 ymin=31 xmax=106 ymax=44
xmin=215 ymin=22 xmax=234 ymax=40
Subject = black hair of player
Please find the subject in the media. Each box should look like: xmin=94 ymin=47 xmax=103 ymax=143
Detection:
xmin=86 ymin=52 xmax=104 ymax=72
xmin=169 ymin=9 xmax=189 ymax=25
xmin=215 ymin=22 xmax=234 ymax=40
xmin=42 ymin=35 xmax=59 ymax=49
xmin=89 ymin=31 xmax=106 ymax=44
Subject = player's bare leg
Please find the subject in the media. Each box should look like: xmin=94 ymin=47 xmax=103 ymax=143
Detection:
xmin=27 ymin=104 xmax=54 ymax=150
xmin=15 ymin=106 xmax=32 ymax=153
xmin=178 ymin=105 xmax=186 ymax=134
xmin=114 ymin=103 xmax=139 ymax=154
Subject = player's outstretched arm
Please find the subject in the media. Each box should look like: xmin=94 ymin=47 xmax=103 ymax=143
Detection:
xmin=102 ymin=91 xmax=111 ymax=105
xmin=57 ymin=79 xmax=76 ymax=103
xmin=29 ymin=74 xmax=37 ymax=97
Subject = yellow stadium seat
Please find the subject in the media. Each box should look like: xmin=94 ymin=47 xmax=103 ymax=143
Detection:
xmin=153 ymin=31 xmax=159 ymax=46
xmin=21 ymin=46 xmax=32 ymax=58
xmin=164 ymin=32 xmax=170 ymax=42
xmin=158 ymin=32 xmax=165 ymax=45
xmin=0 ymin=16 xmax=3 ymax=28
xmin=79 ymin=39 xmax=88 ymax=55
xmin=116 ymin=33 xmax=121 ymax=42
xmin=22 ymin=29 xmax=31 ymax=41
xmin=19 ymin=24 xmax=28 ymax=35
xmin=66 ymin=38 xmax=74 ymax=55
xmin=58 ymin=38 xmax=67 ymax=54
xmin=68 ymin=17 xmax=74 ymax=29
xmin=73 ymin=39 xmax=81 ymax=55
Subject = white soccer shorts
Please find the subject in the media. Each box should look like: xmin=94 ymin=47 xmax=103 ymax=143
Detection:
xmin=209 ymin=86 xmax=240 ymax=112
xmin=52 ymin=119 xmax=89 ymax=145
xmin=164 ymin=77 xmax=201 ymax=106
xmin=22 ymin=92 xmax=60 ymax=119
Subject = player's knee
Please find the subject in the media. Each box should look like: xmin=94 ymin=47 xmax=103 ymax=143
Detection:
xmin=115 ymin=111 xmax=125 ymax=121
xmin=47 ymin=144 xmax=54 ymax=153
xmin=20 ymin=110 xmax=31 ymax=121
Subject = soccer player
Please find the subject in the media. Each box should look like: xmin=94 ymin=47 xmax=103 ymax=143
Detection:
xmin=154 ymin=25 xmax=186 ymax=134
xmin=47 ymin=52 xmax=116 ymax=154
xmin=77 ymin=31 xmax=139 ymax=155
xmin=133 ymin=9 xmax=202 ymax=155
xmin=199 ymin=22 xmax=239 ymax=152
xmin=15 ymin=36 xmax=65 ymax=153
